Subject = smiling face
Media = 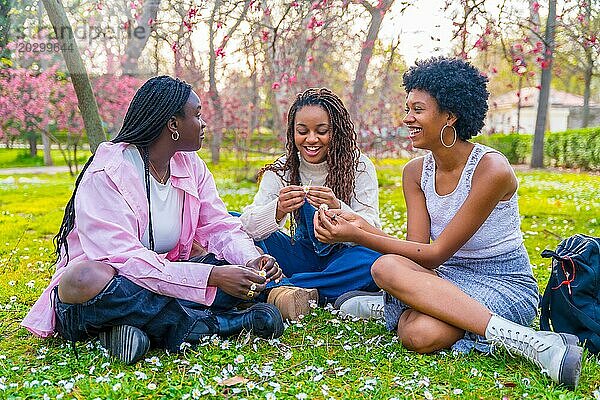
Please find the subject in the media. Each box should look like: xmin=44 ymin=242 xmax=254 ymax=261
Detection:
xmin=403 ymin=89 xmax=452 ymax=150
xmin=293 ymin=105 xmax=332 ymax=164
xmin=174 ymin=90 xmax=206 ymax=152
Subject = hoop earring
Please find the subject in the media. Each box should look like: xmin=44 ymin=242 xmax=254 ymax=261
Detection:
xmin=171 ymin=130 xmax=180 ymax=141
xmin=440 ymin=124 xmax=457 ymax=148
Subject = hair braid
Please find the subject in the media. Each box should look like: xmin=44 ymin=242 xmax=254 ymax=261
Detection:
xmin=53 ymin=76 xmax=192 ymax=263
xmin=259 ymin=87 xmax=360 ymax=239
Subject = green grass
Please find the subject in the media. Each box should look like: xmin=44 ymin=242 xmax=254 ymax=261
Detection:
xmin=0 ymin=148 xmax=90 ymax=169
xmin=0 ymin=152 xmax=599 ymax=399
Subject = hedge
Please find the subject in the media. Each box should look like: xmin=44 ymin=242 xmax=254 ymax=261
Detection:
xmin=474 ymin=127 xmax=600 ymax=171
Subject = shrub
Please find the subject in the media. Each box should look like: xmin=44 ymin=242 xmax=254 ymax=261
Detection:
xmin=473 ymin=133 xmax=532 ymax=164
xmin=474 ymin=127 xmax=600 ymax=171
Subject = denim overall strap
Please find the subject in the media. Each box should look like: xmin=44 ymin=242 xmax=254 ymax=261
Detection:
xmin=297 ymin=202 xmax=343 ymax=256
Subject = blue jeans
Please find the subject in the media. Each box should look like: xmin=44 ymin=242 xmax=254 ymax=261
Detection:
xmin=235 ymin=203 xmax=381 ymax=304
xmin=53 ymin=254 xmax=245 ymax=352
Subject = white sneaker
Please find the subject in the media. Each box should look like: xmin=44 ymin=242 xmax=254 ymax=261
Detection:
xmin=485 ymin=314 xmax=583 ymax=389
xmin=334 ymin=291 xmax=384 ymax=320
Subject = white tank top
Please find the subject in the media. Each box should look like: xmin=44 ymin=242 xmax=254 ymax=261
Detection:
xmin=123 ymin=145 xmax=183 ymax=254
xmin=421 ymin=143 xmax=523 ymax=258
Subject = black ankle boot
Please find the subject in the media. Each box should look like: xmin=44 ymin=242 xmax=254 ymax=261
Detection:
xmin=187 ymin=303 xmax=284 ymax=342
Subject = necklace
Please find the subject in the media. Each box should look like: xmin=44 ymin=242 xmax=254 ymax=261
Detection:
xmin=149 ymin=160 xmax=169 ymax=184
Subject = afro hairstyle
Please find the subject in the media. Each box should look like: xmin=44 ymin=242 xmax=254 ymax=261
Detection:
xmin=403 ymin=57 xmax=489 ymax=140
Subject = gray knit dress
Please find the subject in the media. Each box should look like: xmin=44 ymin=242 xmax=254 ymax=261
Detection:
xmin=383 ymin=144 xmax=539 ymax=353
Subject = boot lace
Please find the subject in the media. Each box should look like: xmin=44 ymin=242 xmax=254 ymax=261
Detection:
xmin=369 ymin=303 xmax=384 ymax=319
xmin=488 ymin=327 xmax=551 ymax=370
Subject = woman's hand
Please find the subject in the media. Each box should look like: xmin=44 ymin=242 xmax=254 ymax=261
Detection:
xmin=313 ymin=208 xmax=362 ymax=243
xmin=306 ymin=186 xmax=341 ymax=210
xmin=245 ymin=254 xmax=283 ymax=283
xmin=276 ymin=185 xmax=306 ymax=221
xmin=208 ymin=265 xmax=267 ymax=300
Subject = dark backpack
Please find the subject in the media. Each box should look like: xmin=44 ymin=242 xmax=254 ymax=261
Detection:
xmin=540 ymin=234 xmax=600 ymax=353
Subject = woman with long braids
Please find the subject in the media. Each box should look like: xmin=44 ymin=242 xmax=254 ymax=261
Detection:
xmin=22 ymin=76 xmax=284 ymax=364
xmin=239 ymin=87 xmax=382 ymax=320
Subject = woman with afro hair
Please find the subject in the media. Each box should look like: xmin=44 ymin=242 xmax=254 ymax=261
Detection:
xmin=239 ymin=87 xmax=382 ymax=321
xmin=313 ymin=57 xmax=583 ymax=389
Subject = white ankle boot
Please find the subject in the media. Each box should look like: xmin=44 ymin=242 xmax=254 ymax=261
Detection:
xmin=484 ymin=314 xmax=583 ymax=389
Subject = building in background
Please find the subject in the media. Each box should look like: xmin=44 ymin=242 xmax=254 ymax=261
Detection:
xmin=486 ymin=87 xmax=600 ymax=134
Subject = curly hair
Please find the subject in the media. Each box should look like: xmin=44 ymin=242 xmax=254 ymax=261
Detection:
xmin=403 ymin=57 xmax=489 ymax=140
xmin=260 ymin=87 xmax=360 ymax=238
xmin=54 ymin=76 xmax=192 ymax=263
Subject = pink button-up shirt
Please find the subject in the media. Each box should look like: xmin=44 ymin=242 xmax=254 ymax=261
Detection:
xmin=22 ymin=142 xmax=260 ymax=337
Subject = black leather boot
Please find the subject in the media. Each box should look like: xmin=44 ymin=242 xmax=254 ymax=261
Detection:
xmin=186 ymin=303 xmax=284 ymax=343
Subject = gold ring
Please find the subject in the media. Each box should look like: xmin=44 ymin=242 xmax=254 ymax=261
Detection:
xmin=247 ymin=290 xmax=255 ymax=298
xmin=331 ymin=214 xmax=337 ymax=221
xmin=250 ymin=283 xmax=257 ymax=291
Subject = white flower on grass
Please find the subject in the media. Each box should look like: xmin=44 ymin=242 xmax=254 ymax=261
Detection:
xmin=268 ymin=382 xmax=281 ymax=392
xmin=424 ymin=390 xmax=433 ymax=400
xmin=247 ymin=381 xmax=256 ymax=390
xmin=221 ymin=340 xmax=230 ymax=349
xmin=191 ymin=388 xmax=202 ymax=399
xmin=295 ymin=393 xmax=307 ymax=399
xmin=8 ymin=281 xmax=15 ymax=286
xmin=147 ymin=383 xmax=157 ymax=390
xmin=470 ymin=367 xmax=480 ymax=377
xmin=521 ymin=378 xmax=530 ymax=386
xmin=234 ymin=355 xmax=245 ymax=364
xmin=63 ymin=381 xmax=74 ymax=392
xmin=265 ymin=392 xmax=276 ymax=400
xmin=134 ymin=371 xmax=147 ymax=380
xmin=592 ymin=390 xmax=600 ymax=400
xmin=26 ymin=280 xmax=35 ymax=288
xmin=453 ymin=388 xmax=463 ymax=395
xmin=313 ymin=374 xmax=323 ymax=382
xmin=284 ymin=351 xmax=292 ymax=360
xmin=112 ymin=383 xmax=121 ymax=391
xmin=146 ymin=356 xmax=162 ymax=367
xmin=115 ymin=372 xmax=125 ymax=379
xmin=180 ymin=342 xmax=191 ymax=350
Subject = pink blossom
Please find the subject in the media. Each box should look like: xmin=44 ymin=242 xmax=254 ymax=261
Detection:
xmin=272 ymin=82 xmax=281 ymax=90
xmin=215 ymin=47 xmax=225 ymax=58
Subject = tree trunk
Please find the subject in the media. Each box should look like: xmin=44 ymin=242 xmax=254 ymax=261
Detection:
xmin=582 ymin=60 xmax=592 ymax=128
xmin=122 ymin=0 xmax=161 ymax=76
xmin=581 ymin=1 xmax=593 ymax=128
xmin=531 ymin=0 xmax=556 ymax=168
xmin=350 ymin=0 xmax=396 ymax=129
xmin=41 ymin=133 xmax=53 ymax=165
xmin=207 ymin=0 xmax=251 ymax=164
xmin=41 ymin=0 xmax=106 ymax=153
xmin=0 ymin=0 xmax=11 ymax=57
xmin=28 ymin=133 xmax=37 ymax=157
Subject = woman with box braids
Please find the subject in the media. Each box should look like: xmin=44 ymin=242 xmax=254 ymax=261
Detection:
xmin=54 ymin=76 xmax=191 ymax=261
xmin=25 ymin=76 xmax=285 ymax=366
xmin=239 ymin=87 xmax=382 ymax=321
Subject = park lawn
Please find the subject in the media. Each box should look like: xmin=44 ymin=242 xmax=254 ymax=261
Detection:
xmin=0 ymin=148 xmax=90 ymax=169
xmin=0 ymin=153 xmax=599 ymax=400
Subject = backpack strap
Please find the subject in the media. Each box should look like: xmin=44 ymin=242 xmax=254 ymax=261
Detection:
xmin=539 ymin=273 xmax=554 ymax=331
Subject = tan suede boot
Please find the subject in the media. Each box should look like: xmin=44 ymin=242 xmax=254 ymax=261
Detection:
xmin=267 ymin=286 xmax=318 ymax=321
